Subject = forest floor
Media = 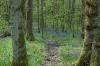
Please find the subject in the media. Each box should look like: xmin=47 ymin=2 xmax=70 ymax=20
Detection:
xmin=41 ymin=37 xmax=82 ymax=66
xmin=0 ymin=36 xmax=82 ymax=66
xmin=41 ymin=41 xmax=60 ymax=66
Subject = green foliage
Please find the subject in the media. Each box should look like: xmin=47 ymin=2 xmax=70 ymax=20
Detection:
xmin=26 ymin=40 xmax=46 ymax=66
xmin=0 ymin=0 xmax=9 ymax=34
xmin=0 ymin=38 xmax=12 ymax=66
xmin=33 ymin=0 xmax=82 ymax=32
xmin=0 ymin=18 xmax=8 ymax=34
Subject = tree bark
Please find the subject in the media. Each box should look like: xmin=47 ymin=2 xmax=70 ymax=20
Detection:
xmin=76 ymin=0 xmax=95 ymax=66
xmin=81 ymin=0 xmax=85 ymax=39
xmin=71 ymin=0 xmax=75 ymax=38
xmin=40 ymin=0 xmax=44 ymax=38
xmin=9 ymin=0 xmax=28 ymax=66
xmin=37 ymin=0 xmax=40 ymax=33
xmin=26 ymin=0 xmax=35 ymax=41
xmin=90 ymin=0 xmax=100 ymax=66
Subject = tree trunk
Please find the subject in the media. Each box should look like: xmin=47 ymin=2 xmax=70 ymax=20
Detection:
xmin=76 ymin=34 xmax=93 ymax=66
xmin=81 ymin=0 xmax=85 ymax=39
xmin=26 ymin=0 xmax=35 ymax=41
xmin=37 ymin=0 xmax=40 ymax=33
xmin=9 ymin=0 xmax=28 ymax=66
xmin=40 ymin=0 xmax=44 ymax=38
xmin=71 ymin=0 xmax=75 ymax=38
xmin=90 ymin=0 xmax=100 ymax=66
xmin=76 ymin=0 xmax=95 ymax=66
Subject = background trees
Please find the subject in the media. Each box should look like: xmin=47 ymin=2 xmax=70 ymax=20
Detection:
xmin=0 ymin=0 xmax=82 ymax=39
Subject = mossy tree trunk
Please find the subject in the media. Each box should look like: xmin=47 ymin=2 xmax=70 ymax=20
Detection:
xmin=76 ymin=0 xmax=95 ymax=66
xmin=9 ymin=0 xmax=28 ymax=66
xmin=76 ymin=29 xmax=93 ymax=66
xmin=90 ymin=0 xmax=100 ymax=66
xmin=26 ymin=0 xmax=35 ymax=41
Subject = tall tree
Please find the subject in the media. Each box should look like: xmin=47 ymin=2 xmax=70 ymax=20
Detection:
xmin=67 ymin=0 xmax=72 ymax=31
xmin=89 ymin=0 xmax=100 ymax=66
xmin=67 ymin=0 xmax=75 ymax=37
xmin=61 ymin=0 xmax=65 ymax=32
xmin=26 ymin=0 xmax=35 ymax=41
xmin=80 ymin=0 xmax=85 ymax=39
xmin=40 ymin=0 xmax=44 ymax=38
xmin=71 ymin=0 xmax=75 ymax=37
xmin=9 ymin=0 xmax=28 ymax=66
xmin=76 ymin=0 xmax=93 ymax=66
xmin=37 ymin=0 xmax=40 ymax=33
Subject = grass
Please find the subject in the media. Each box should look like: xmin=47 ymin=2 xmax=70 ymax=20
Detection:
xmin=26 ymin=40 xmax=46 ymax=66
xmin=58 ymin=37 xmax=83 ymax=66
xmin=0 ymin=37 xmax=46 ymax=66
xmin=0 ymin=38 xmax=12 ymax=66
